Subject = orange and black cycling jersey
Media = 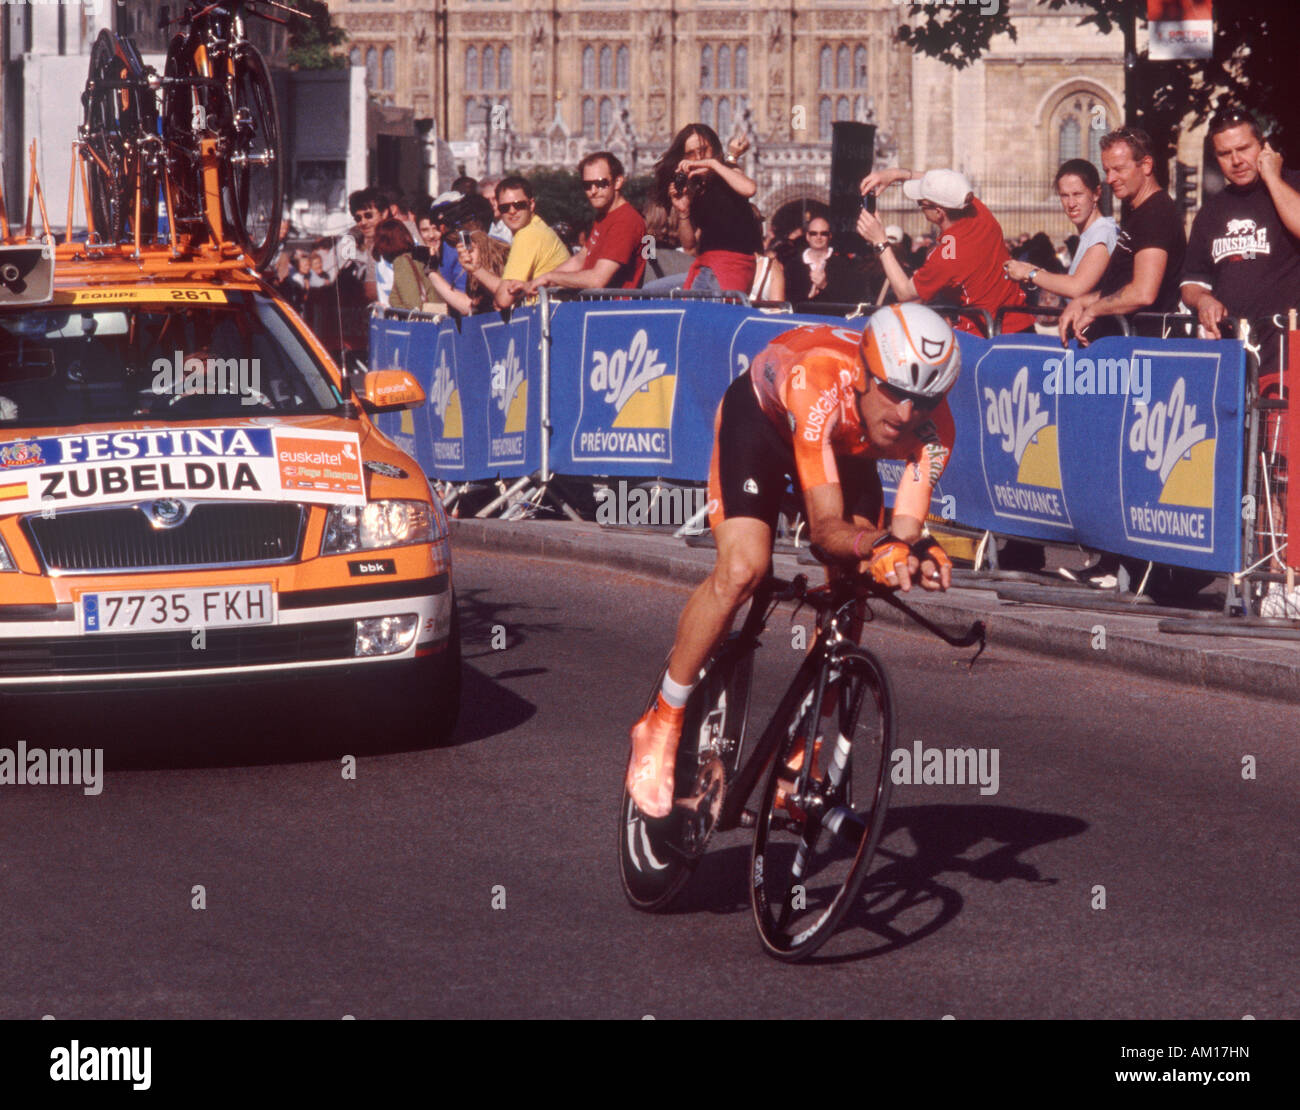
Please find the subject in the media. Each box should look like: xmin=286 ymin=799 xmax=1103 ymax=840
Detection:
xmin=746 ymin=323 xmax=954 ymax=522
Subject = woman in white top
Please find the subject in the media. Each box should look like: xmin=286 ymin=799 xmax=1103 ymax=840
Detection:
xmin=1005 ymin=158 xmax=1117 ymax=298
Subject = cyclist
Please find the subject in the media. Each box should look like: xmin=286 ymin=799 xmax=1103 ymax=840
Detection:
xmin=627 ymin=303 xmax=962 ymax=818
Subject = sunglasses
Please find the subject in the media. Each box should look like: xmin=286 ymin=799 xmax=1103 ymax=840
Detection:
xmin=497 ymin=200 xmax=530 ymax=214
xmin=877 ymin=380 xmax=944 ymax=413
xmin=806 ymin=229 xmax=830 ymax=237
xmin=582 ymin=177 xmax=612 ymax=191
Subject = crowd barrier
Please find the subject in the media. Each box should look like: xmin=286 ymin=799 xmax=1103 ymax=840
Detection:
xmin=369 ymin=294 xmax=1251 ymax=576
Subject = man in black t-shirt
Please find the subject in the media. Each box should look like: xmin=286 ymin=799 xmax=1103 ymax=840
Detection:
xmin=1181 ymin=107 xmax=1300 ymax=373
xmin=1059 ymin=127 xmax=1187 ymax=344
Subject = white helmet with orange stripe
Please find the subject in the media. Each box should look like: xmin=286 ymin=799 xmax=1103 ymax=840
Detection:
xmin=857 ymin=303 xmax=961 ymax=400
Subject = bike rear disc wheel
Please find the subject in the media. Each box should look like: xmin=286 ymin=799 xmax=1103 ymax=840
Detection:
xmin=618 ymin=645 xmax=742 ymax=913
xmin=750 ymin=647 xmax=895 ymax=961
xmin=227 ymin=47 xmax=282 ymax=268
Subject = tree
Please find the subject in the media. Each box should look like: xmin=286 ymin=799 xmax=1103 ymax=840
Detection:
xmin=895 ymin=0 xmax=1300 ymax=161
xmin=286 ymin=0 xmax=347 ymax=71
xmin=519 ymin=167 xmax=655 ymax=234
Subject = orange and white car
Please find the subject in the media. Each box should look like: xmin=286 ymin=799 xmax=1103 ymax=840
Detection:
xmin=0 ymin=243 xmax=459 ymax=727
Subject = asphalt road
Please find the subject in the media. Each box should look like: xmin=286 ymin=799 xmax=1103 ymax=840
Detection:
xmin=0 ymin=549 xmax=1296 ymax=1019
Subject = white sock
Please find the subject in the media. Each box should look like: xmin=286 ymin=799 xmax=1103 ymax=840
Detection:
xmin=659 ymin=672 xmax=695 ymax=709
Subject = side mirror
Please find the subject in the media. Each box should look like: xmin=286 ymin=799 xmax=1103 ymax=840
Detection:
xmin=358 ymin=369 xmax=425 ymax=412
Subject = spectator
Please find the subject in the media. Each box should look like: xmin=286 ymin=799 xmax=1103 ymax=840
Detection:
xmin=427 ymin=229 xmax=508 ymax=316
xmin=451 ymin=175 xmax=479 ymax=197
xmin=748 ymin=206 xmax=785 ymax=302
xmin=344 ymin=187 xmax=384 ymax=302
xmin=655 ymin=123 xmax=761 ymax=293
xmin=309 ymin=251 xmax=329 ymax=288
xmin=371 ymin=218 xmax=422 ymax=308
xmin=528 ymin=152 xmax=647 ymax=293
xmin=795 ymin=215 xmax=864 ymax=305
xmin=641 ymin=200 xmax=693 ymax=292
xmin=417 ymin=198 xmax=469 ymax=296
xmin=1180 ymin=106 xmax=1300 ymax=366
xmin=857 ymin=167 xmax=1036 ymax=334
xmin=1059 ymin=127 xmax=1187 ymax=344
xmin=1181 ymin=106 xmax=1300 ymax=614
xmin=1006 ymin=160 xmax=1117 ymax=300
xmin=492 ymin=176 xmax=571 ymax=309
xmin=477 ymin=177 xmax=513 ymax=244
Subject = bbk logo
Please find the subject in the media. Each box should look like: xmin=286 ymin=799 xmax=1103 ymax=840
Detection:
xmin=590 ymin=328 xmax=668 ymax=415
xmin=491 ymin=338 xmax=525 ymax=415
xmin=983 ymin=365 xmax=1048 ymax=465
xmin=1128 ymin=377 xmax=1208 ymax=486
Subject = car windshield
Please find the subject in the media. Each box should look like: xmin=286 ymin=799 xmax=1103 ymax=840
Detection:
xmin=0 ymin=289 xmax=344 ymax=428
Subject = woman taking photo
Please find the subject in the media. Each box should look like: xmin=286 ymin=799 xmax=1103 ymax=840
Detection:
xmin=654 ymin=123 xmax=761 ymax=293
xmin=1005 ymin=159 xmax=1117 ymax=297
xmin=426 ymin=229 xmax=508 ymax=316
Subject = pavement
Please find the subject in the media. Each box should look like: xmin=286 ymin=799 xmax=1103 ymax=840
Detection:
xmin=449 ymin=517 xmax=1300 ymax=706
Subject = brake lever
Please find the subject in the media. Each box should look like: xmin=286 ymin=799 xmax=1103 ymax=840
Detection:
xmin=873 ymin=587 xmax=987 ymax=669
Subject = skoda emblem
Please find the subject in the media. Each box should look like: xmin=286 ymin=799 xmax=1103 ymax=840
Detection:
xmin=144 ymin=499 xmax=189 ymax=529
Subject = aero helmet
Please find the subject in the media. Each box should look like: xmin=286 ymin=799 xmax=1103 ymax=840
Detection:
xmin=858 ymin=303 xmax=961 ymax=399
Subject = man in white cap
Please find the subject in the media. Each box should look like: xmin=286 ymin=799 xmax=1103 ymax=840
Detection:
xmin=856 ymin=167 xmax=1034 ymax=335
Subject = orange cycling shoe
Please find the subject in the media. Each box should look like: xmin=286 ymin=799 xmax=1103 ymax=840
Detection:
xmin=774 ymin=736 xmax=825 ymax=817
xmin=627 ymin=694 xmax=686 ymax=819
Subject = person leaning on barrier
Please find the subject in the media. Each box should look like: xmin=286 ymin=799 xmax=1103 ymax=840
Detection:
xmin=1180 ymin=106 xmax=1300 ymax=371
xmin=527 ymin=152 xmax=647 ymax=295
xmin=418 ymin=197 xmax=469 ymax=298
xmin=492 ymin=176 xmax=572 ymax=310
xmin=1006 ymin=160 xmax=1117 ymax=302
xmin=425 ymin=229 xmax=508 ymax=317
xmin=856 ymin=167 xmax=1036 ymax=335
xmin=1058 ymin=127 xmax=1186 ymax=345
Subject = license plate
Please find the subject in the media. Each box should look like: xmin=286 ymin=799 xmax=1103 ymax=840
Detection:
xmin=79 ymin=585 xmax=274 ymax=634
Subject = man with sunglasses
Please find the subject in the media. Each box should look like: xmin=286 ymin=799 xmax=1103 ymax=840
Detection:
xmin=492 ymin=176 xmax=571 ymax=310
xmin=527 ymin=152 xmax=647 ymax=293
xmin=856 ymin=168 xmax=1035 ymax=335
xmin=627 ymin=304 xmax=961 ymax=818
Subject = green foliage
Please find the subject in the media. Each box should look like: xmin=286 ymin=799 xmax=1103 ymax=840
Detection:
xmin=286 ymin=0 xmax=348 ymax=71
xmin=894 ymin=0 xmax=1300 ymax=159
xmin=513 ymin=167 xmax=654 ymax=230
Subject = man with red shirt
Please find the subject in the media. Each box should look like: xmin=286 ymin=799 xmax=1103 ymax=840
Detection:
xmin=856 ymin=168 xmax=1035 ymax=335
xmin=527 ymin=152 xmax=647 ymax=293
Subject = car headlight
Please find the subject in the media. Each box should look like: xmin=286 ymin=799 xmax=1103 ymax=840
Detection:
xmin=321 ymin=500 xmax=439 ymax=555
xmin=0 ymin=534 xmax=16 ymax=572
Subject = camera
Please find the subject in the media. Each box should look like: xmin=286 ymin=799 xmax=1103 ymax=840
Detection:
xmin=673 ymin=170 xmax=690 ymax=194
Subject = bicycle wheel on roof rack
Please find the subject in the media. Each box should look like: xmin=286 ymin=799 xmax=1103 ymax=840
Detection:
xmin=225 ymin=46 xmax=283 ymax=269
xmin=82 ymin=30 xmax=159 ymax=245
xmin=161 ymin=33 xmax=225 ymax=246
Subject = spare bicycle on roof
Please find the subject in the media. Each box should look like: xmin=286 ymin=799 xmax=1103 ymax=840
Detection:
xmin=75 ymin=1 xmax=297 ymax=268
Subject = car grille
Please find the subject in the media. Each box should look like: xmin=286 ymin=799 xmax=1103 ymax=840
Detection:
xmin=0 ymin=622 xmax=356 ymax=676
xmin=23 ymin=502 xmax=305 ymax=573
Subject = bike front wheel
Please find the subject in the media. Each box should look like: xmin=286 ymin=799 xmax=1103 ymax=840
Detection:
xmin=226 ymin=46 xmax=283 ymax=269
xmin=750 ymin=646 xmax=895 ymax=961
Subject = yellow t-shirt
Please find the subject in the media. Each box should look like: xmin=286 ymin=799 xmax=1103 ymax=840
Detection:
xmin=501 ymin=217 xmax=571 ymax=282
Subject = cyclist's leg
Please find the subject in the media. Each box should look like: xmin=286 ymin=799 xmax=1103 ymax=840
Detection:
xmin=627 ymin=377 xmax=790 ymax=816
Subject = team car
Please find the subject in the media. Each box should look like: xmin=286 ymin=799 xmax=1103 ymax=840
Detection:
xmin=0 ymin=241 xmax=460 ymax=732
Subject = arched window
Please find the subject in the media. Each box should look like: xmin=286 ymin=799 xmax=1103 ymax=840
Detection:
xmin=699 ymin=96 xmax=714 ymax=131
xmin=854 ymin=46 xmax=868 ymax=89
xmin=382 ymin=47 xmax=395 ymax=91
xmin=717 ymin=98 xmax=733 ymax=144
xmin=837 ymin=45 xmax=850 ymax=88
xmin=465 ymin=47 xmax=479 ymax=91
xmin=599 ymin=97 xmax=613 ymax=139
xmin=500 ymin=47 xmax=512 ymax=89
xmin=700 ymin=45 xmax=713 ymax=90
xmin=735 ymin=46 xmax=748 ymax=89
xmin=617 ymin=46 xmax=629 ymax=90
xmin=1058 ymin=117 xmax=1081 ymax=163
xmin=349 ymin=47 xmax=361 ymax=69
xmin=582 ymin=46 xmax=595 ymax=90
xmin=582 ymin=97 xmax=595 ymax=137
xmin=1088 ymin=125 xmax=1103 ymax=169
xmin=466 ymin=98 xmax=484 ymax=129
xmin=818 ymin=97 xmax=831 ymax=141
xmin=819 ymin=46 xmax=832 ymax=90
xmin=599 ymin=45 xmax=612 ymax=87
xmin=718 ymin=45 xmax=731 ymax=89
xmin=365 ymin=47 xmax=378 ymax=91
xmin=482 ymin=46 xmax=495 ymax=90
xmin=836 ymin=96 xmax=850 ymax=122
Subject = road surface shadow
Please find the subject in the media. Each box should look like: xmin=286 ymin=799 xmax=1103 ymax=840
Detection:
xmin=668 ymin=804 xmax=1087 ymax=963
xmin=0 ymin=662 xmax=534 ymax=771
